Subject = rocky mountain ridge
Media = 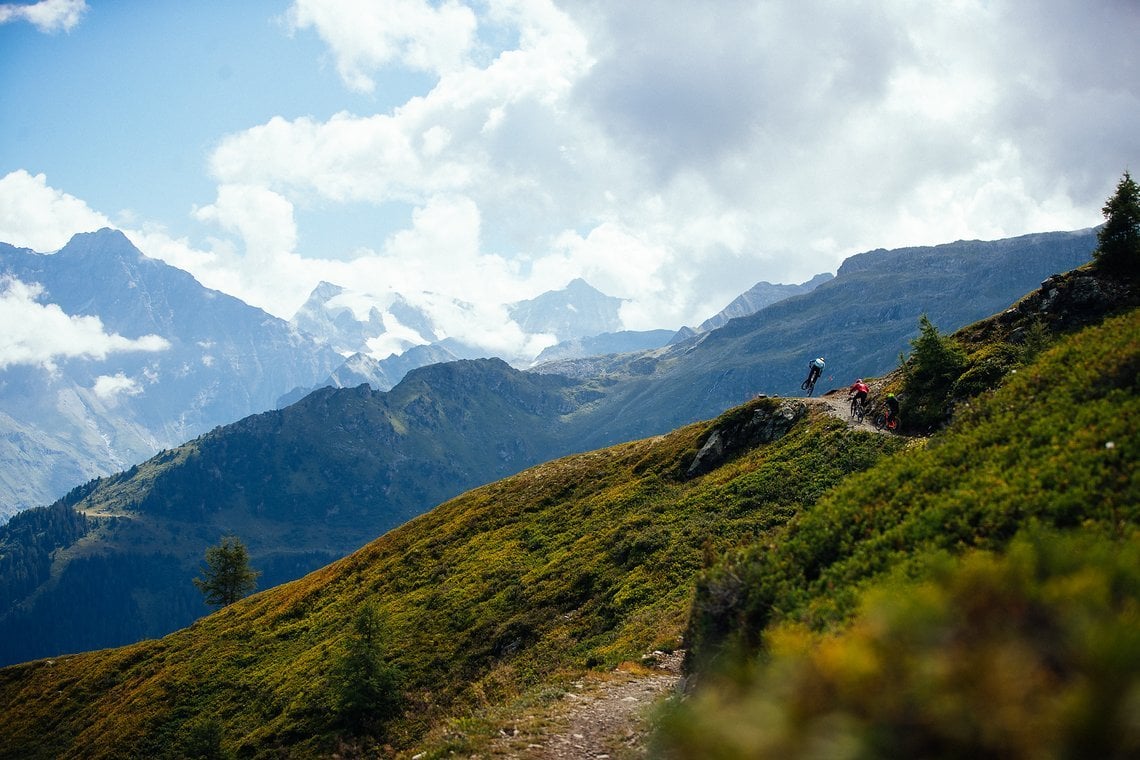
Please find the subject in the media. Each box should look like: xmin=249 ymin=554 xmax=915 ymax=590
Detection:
xmin=694 ymin=272 xmax=832 ymax=332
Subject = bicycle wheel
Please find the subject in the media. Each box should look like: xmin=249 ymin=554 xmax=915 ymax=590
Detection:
xmin=873 ymin=412 xmax=887 ymax=431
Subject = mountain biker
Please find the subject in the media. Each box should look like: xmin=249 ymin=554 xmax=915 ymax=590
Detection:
xmin=884 ymin=392 xmax=900 ymax=427
xmin=848 ymin=378 xmax=869 ymax=412
xmin=804 ymin=357 xmax=825 ymax=387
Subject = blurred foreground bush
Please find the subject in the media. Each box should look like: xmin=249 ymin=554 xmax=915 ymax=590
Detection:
xmin=657 ymin=529 xmax=1140 ymax=759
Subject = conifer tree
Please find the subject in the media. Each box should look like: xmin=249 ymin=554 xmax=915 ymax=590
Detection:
xmin=193 ymin=535 xmax=260 ymax=608
xmin=1094 ymin=170 xmax=1140 ymax=275
xmin=902 ymin=314 xmax=968 ymax=430
xmin=331 ymin=602 xmax=403 ymax=734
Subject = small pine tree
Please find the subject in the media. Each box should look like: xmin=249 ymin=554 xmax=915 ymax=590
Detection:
xmin=1094 ymin=170 xmax=1140 ymax=275
xmin=902 ymin=314 xmax=968 ymax=430
xmin=193 ymin=535 xmax=260 ymax=608
xmin=331 ymin=602 xmax=404 ymax=735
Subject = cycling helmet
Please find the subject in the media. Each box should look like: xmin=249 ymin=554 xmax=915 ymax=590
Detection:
xmin=887 ymin=392 xmax=896 ymax=398
xmin=856 ymin=378 xmax=863 ymax=384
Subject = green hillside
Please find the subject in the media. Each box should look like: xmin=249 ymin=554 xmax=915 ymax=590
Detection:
xmin=0 ymin=358 xmax=596 ymax=666
xmin=0 ymin=266 xmax=1136 ymax=758
xmin=0 ymin=401 xmax=903 ymax=757
xmin=665 ymin=302 xmax=1140 ymax=757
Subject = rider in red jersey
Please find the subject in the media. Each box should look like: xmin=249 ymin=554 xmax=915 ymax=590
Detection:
xmin=848 ymin=378 xmax=869 ymax=416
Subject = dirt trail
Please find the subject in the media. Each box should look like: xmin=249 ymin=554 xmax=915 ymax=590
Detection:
xmin=810 ymin=388 xmax=885 ymax=432
xmin=484 ymin=651 xmax=684 ymax=759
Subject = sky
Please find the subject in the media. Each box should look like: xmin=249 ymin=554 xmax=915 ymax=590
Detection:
xmin=1 ymin=0 xmax=1138 ymax=362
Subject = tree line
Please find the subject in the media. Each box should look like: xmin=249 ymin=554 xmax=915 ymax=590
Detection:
xmin=0 ymin=501 xmax=89 ymax=611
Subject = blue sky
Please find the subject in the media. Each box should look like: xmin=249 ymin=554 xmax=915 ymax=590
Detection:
xmin=1 ymin=2 xmax=415 ymax=252
xmin=1 ymin=0 xmax=1138 ymax=362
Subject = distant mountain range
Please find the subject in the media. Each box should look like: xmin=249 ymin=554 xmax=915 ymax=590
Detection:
xmin=0 ymin=229 xmax=344 ymax=517
xmin=528 ymin=273 xmax=834 ymax=366
xmin=281 ymin=276 xmax=670 ymax=400
xmin=0 ymin=226 xmax=1099 ymax=666
xmin=531 ymin=329 xmax=677 ymax=364
xmin=693 ymin=272 xmax=834 ymax=332
xmin=0 ymin=234 xmax=689 ymax=515
xmin=289 ymin=276 xmax=631 ymax=366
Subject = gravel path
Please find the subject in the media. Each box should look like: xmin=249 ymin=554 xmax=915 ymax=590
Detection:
xmin=485 ymin=651 xmax=684 ymax=759
xmin=812 ymin=388 xmax=889 ymax=432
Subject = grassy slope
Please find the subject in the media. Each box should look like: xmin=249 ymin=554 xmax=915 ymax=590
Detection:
xmin=680 ymin=306 xmax=1139 ymax=706
xmin=0 ymin=359 xmax=599 ymax=668
xmin=0 ymin=399 xmax=903 ymax=758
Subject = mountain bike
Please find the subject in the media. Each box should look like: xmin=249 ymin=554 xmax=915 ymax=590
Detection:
xmin=873 ymin=409 xmax=899 ymax=432
xmin=801 ymin=372 xmax=819 ymax=397
xmin=849 ymin=395 xmax=866 ymax=423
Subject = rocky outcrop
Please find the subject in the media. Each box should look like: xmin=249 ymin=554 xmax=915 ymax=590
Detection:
xmin=1029 ymin=268 xmax=1139 ymax=329
xmin=963 ymin=264 xmax=1140 ymax=349
xmin=686 ymin=399 xmax=807 ymax=478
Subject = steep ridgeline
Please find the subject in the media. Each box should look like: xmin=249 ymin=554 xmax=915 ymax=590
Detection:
xmin=0 ymin=229 xmax=343 ymax=516
xmin=0 ymin=359 xmax=595 ymax=667
xmin=537 ymin=228 xmax=1100 ymax=445
xmin=0 ymin=283 xmax=1135 ymax=759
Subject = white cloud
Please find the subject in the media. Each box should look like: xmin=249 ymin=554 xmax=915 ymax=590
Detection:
xmin=0 ymin=0 xmax=86 ymax=33
xmin=0 ymin=170 xmax=109 ymax=251
xmin=193 ymin=183 xmax=298 ymax=261
xmin=92 ymin=372 xmax=143 ymax=402
xmin=214 ymin=0 xmax=592 ymax=209
xmin=0 ymin=278 xmax=171 ymax=370
xmin=4 ymin=1 xmax=1136 ymax=354
xmin=223 ymin=0 xmax=1122 ymax=332
xmin=190 ymin=183 xmax=333 ymax=314
xmin=286 ymin=0 xmax=478 ymax=91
